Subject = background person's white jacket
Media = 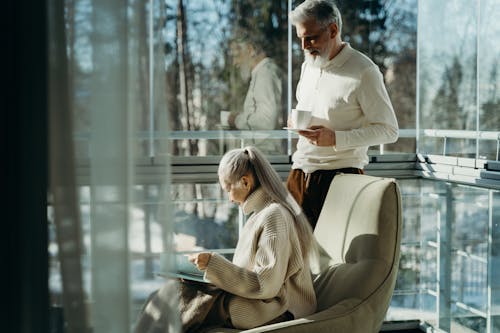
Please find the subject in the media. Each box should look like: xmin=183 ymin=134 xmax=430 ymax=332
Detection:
xmin=234 ymin=58 xmax=283 ymax=154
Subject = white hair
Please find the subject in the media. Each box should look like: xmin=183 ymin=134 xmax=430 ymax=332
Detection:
xmin=289 ymin=0 xmax=343 ymax=33
xmin=218 ymin=146 xmax=316 ymax=258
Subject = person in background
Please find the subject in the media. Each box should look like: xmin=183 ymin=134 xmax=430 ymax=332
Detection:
xmin=135 ymin=146 xmax=316 ymax=332
xmin=286 ymin=0 xmax=399 ymax=229
xmin=228 ymin=34 xmax=284 ymax=153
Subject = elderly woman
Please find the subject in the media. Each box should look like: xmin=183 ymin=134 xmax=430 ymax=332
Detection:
xmin=135 ymin=146 xmax=316 ymax=332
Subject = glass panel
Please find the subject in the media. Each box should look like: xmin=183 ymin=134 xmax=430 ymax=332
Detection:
xmin=419 ymin=180 xmax=444 ymax=325
xmin=389 ymin=179 xmax=424 ymax=320
xmin=478 ymin=0 xmax=500 ymax=133
xmin=48 ymin=0 xmax=174 ymax=332
xmin=170 ymin=183 xmax=239 ymax=251
xmin=489 ymin=190 xmax=500 ymax=333
xmin=405 ymin=181 xmax=492 ymax=333
xmin=418 ymin=0 xmax=478 ymax=156
xmin=478 ymin=140 xmax=498 ymax=161
xmin=164 ymin=0 xmax=289 ymax=157
xmin=450 ymin=186 xmax=489 ymax=315
xmin=382 ymin=0 xmax=418 ymax=153
xmin=446 ymin=139 xmax=477 ymax=158
xmin=130 ymin=185 xmax=171 ymax=317
xmin=478 ymin=0 xmax=500 ymax=162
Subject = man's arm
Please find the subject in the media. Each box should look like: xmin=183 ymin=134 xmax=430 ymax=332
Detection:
xmin=335 ymin=66 xmax=399 ymax=149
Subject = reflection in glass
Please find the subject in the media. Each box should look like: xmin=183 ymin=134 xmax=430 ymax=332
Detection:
xmin=419 ymin=0 xmax=500 ymax=159
xmin=389 ymin=179 xmax=495 ymax=331
xmin=479 ymin=0 xmax=500 ymax=134
xmin=171 ymin=183 xmax=239 ymax=252
xmin=449 ymin=186 xmax=489 ymax=316
xmin=228 ymin=34 xmax=284 ymax=153
xmin=491 ymin=191 xmax=500 ymax=333
xmin=164 ymin=0 xmax=289 ymax=156
xmin=418 ymin=0 xmax=478 ymax=156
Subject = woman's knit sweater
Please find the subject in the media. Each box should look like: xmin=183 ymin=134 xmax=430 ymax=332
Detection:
xmin=204 ymin=188 xmax=316 ymax=329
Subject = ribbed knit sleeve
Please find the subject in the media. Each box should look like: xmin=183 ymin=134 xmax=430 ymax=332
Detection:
xmin=204 ymin=206 xmax=290 ymax=299
xmin=335 ymin=66 xmax=399 ymax=149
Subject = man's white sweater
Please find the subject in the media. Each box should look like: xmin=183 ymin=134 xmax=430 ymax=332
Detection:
xmin=204 ymin=188 xmax=316 ymax=329
xmin=292 ymin=43 xmax=399 ymax=173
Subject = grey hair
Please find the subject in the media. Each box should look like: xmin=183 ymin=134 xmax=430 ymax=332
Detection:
xmin=289 ymin=0 xmax=343 ymax=33
xmin=231 ymin=30 xmax=268 ymax=57
xmin=218 ymin=146 xmax=316 ymax=258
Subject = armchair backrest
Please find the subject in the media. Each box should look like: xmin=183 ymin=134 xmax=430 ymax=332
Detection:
xmin=311 ymin=173 xmax=402 ymax=332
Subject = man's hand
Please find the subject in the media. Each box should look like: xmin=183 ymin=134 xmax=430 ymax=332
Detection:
xmin=228 ymin=113 xmax=238 ymax=129
xmin=298 ymin=125 xmax=336 ymax=146
xmin=187 ymin=252 xmax=211 ymax=270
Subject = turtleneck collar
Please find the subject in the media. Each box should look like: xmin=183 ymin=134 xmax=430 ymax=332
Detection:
xmin=241 ymin=187 xmax=272 ymax=215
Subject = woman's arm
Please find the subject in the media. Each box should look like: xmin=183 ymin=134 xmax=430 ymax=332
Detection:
xmin=204 ymin=208 xmax=292 ymax=299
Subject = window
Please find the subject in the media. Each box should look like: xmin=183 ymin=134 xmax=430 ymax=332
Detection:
xmin=418 ymin=0 xmax=500 ymax=160
xmin=48 ymin=0 xmax=421 ymax=329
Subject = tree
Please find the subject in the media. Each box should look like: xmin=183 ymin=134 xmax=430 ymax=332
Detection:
xmin=431 ymin=57 xmax=464 ymax=129
xmin=480 ymin=60 xmax=500 ymax=131
xmin=337 ymin=0 xmax=388 ymax=72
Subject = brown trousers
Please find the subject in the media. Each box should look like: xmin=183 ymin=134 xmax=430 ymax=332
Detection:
xmin=287 ymin=168 xmax=363 ymax=230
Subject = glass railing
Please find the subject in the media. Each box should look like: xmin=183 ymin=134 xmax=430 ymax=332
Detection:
xmin=388 ymin=179 xmax=499 ymax=333
xmin=54 ymin=128 xmax=500 ymax=332
xmin=73 ymin=167 xmax=494 ymax=332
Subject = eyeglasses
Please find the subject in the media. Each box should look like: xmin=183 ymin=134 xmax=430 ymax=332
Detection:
xmin=299 ymin=26 xmax=328 ymax=44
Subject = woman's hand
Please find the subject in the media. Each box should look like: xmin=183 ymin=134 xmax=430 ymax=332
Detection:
xmin=298 ymin=125 xmax=336 ymax=146
xmin=187 ymin=252 xmax=211 ymax=270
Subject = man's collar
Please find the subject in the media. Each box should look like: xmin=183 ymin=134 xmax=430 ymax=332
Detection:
xmin=322 ymin=42 xmax=351 ymax=69
xmin=251 ymin=57 xmax=271 ymax=76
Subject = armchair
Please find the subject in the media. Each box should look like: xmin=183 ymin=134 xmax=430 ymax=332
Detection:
xmin=209 ymin=173 xmax=402 ymax=333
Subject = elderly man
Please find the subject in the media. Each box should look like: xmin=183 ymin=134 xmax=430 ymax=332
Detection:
xmin=287 ymin=0 xmax=399 ymax=229
xmin=228 ymin=34 xmax=284 ymax=154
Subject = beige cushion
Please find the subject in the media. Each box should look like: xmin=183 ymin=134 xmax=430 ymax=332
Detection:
xmin=208 ymin=174 xmax=402 ymax=333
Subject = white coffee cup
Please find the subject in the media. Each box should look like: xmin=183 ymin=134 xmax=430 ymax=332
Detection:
xmin=291 ymin=109 xmax=312 ymax=129
xmin=220 ymin=110 xmax=231 ymax=127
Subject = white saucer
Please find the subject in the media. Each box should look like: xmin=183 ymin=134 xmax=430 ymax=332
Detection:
xmin=283 ymin=127 xmax=315 ymax=133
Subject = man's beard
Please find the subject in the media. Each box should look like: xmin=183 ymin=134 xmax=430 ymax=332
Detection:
xmin=304 ymin=50 xmax=329 ymax=68
xmin=304 ymin=44 xmax=332 ymax=68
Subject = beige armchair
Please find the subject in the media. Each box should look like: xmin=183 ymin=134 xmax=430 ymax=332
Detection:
xmin=209 ymin=173 xmax=402 ymax=333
